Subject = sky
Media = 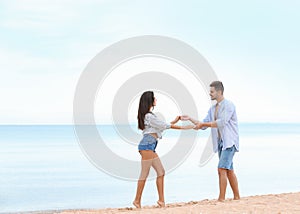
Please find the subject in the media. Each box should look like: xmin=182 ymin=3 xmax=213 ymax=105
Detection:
xmin=0 ymin=0 xmax=299 ymax=124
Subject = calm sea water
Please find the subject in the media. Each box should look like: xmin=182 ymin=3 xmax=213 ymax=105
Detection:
xmin=0 ymin=124 xmax=299 ymax=213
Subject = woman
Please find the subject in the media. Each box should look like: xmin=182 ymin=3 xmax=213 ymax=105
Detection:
xmin=133 ymin=91 xmax=195 ymax=208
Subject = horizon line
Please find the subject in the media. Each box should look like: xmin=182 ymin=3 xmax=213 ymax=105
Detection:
xmin=0 ymin=122 xmax=299 ymax=126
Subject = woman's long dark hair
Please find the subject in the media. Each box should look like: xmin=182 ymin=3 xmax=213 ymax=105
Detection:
xmin=137 ymin=91 xmax=155 ymax=130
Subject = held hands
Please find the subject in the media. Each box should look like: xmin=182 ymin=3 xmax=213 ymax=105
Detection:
xmin=170 ymin=115 xmax=191 ymax=124
xmin=179 ymin=115 xmax=190 ymax=121
xmin=193 ymin=122 xmax=204 ymax=130
xmin=170 ymin=115 xmax=196 ymax=130
xmin=180 ymin=115 xmax=205 ymax=130
xmin=170 ymin=115 xmax=190 ymax=125
xmin=172 ymin=115 xmax=205 ymax=130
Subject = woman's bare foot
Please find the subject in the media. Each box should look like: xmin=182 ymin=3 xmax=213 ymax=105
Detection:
xmin=133 ymin=200 xmax=141 ymax=208
xmin=157 ymin=200 xmax=165 ymax=207
xmin=217 ymin=198 xmax=225 ymax=202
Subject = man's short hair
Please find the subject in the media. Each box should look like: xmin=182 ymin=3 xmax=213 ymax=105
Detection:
xmin=210 ymin=81 xmax=224 ymax=94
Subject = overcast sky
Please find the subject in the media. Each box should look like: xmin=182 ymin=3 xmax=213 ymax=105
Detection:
xmin=0 ymin=0 xmax=299 ymax=124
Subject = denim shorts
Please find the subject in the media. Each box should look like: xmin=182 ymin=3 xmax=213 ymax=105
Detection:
xmin=218 ymin=141 xmax=237 ymax=170
xmin=138 ymin=134 xmax=158 ymax=152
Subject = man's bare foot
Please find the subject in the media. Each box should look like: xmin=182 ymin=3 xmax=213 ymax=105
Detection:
xmin=233 ymin=196 xmax=240 ymax=200
xmin=132 ymin=200 xmax=141 ymax=208
xmin=157 ymin=200 xmax=165 ymax=207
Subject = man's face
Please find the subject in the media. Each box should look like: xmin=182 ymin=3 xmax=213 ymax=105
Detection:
xmin=210 ymin=87 xmax=219 ymax=100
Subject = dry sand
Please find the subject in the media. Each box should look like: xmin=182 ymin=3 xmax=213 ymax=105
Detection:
xmin=51 ymin=192 xmax=300 ymax=214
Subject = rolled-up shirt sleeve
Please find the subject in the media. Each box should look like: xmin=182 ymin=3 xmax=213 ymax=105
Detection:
xmin=147 ymin=114 xmax=171 ymax=130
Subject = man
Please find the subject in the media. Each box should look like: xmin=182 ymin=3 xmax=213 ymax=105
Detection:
xmin=184 ymin=81 xmax=240 ymax=201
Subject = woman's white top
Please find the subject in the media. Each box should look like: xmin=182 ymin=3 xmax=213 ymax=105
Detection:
xmin=142 ymin=113 xmax=171 ymax=139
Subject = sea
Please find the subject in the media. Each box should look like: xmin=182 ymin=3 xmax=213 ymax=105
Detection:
xmin=1 ymin=123 xmax=300 ymax=213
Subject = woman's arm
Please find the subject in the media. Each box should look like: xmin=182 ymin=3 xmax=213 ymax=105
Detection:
xmin=170 ymin=124 xmax=196 ymax=130
xmin=148 ymin=113 xmax=195 ymax=130
xmin=170 ymin=116 xmax=180 ymax=124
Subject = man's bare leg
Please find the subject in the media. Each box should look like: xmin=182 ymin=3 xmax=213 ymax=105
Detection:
xmin=227 ymin=170 xmax=240 ymax=200
xmin=218 ymin=168 xmax=228 ymax=201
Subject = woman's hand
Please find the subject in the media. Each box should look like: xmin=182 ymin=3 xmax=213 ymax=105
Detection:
xmin=179 ymin=115 xmax=190 ymax=121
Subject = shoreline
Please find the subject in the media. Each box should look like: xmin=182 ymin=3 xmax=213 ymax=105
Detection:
xmin=9 ymin=192 xmax=300 ymax=214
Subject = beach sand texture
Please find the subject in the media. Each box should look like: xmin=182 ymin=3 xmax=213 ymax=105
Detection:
xmin=52 ymin=192 xmax=300 ymax=214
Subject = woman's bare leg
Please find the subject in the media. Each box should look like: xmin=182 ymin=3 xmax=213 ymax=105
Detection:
xmin=152 ymin=153 xmax=165 ymax=207
xmin=133 ymin=180 xmax=145 ymax=208
xmin=133 ymin=150 xmax=155 ymax=208
xmin=156 ymin=176 xmax=164 ymax=205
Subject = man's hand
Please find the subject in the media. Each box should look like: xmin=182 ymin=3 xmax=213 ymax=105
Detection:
xmin=194 ymin=122 xmax=204 ymax=130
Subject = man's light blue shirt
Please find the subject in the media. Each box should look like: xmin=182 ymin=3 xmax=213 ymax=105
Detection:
xmin=203 ymin=99 xmax=239 ymax=153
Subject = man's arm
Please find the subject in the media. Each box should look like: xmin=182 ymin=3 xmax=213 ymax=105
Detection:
xmin=195 ymin=121 xmax=217 ymax=129
xmin=181 ymin=107 xmax=215 ymax=130
xmin=180 ymin=114 xmax=216 ymax=130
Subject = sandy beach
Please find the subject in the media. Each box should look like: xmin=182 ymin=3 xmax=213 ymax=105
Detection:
xmin=21 ymin=192 xmax=298 ymax=214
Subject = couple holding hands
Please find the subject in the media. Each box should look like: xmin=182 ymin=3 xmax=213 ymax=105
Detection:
xmin=133 ymin=81 xmax=240 ymax=209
